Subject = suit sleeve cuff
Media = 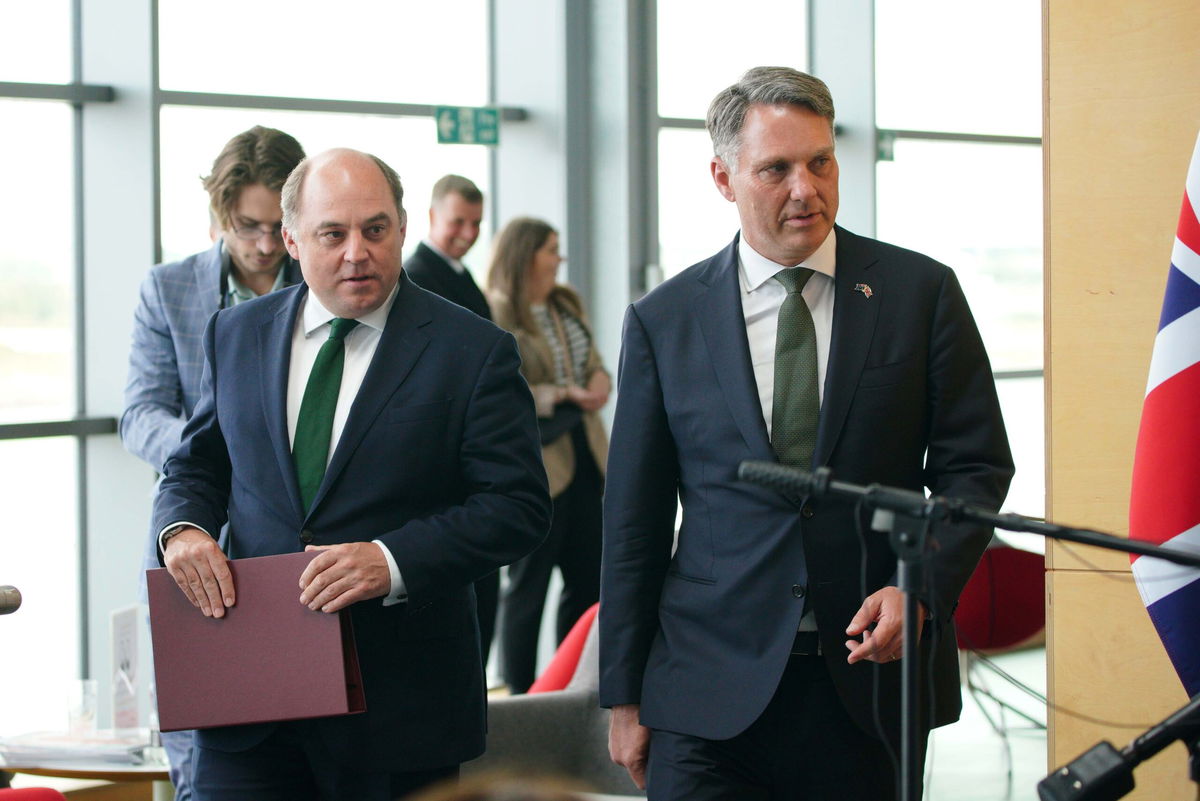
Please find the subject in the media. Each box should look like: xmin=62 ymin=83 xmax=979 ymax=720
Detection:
xmin=158 ymin=521 xmax=211 ymax=557
xmin=373 ymin=540 xmax=407 ymax=606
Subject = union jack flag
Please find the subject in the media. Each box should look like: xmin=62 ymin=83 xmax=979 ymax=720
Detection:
xmin=1130 ymin=131 xmax=1200 ymax=697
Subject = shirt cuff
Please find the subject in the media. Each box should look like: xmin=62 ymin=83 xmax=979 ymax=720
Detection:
xmin=373 ymin=540 xmax=407 ymax=606
xmin=158 ymin=521 xmax=211 ymax=557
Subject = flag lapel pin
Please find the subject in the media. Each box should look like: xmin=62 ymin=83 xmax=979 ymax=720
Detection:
xmin=853 ymin=283 xmax=874 ymax=299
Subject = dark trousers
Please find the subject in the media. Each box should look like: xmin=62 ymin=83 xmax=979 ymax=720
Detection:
xmin=500 ymin=425 xmax=602 ymax=693
xmin=474 ymin=569 xmax=499 ymax=668
xmin=192 ymin=721 xmax=458 ymax=801
xmin=646 ymin=655 xmax=924 ymax=801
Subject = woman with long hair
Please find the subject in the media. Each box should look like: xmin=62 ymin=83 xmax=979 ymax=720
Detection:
xmin=487 ymin=217 xmax=610 ymax=694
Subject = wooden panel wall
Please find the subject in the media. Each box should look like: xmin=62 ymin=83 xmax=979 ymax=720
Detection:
xmin=1045 ymin=0 xmax=1200 ymax=797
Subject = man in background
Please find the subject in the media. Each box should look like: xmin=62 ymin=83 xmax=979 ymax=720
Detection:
xmin=405 ymin=174 xmax=489 ymax=319
xmin=120 ymin=125 xmax=305 ymax=799
xmin=404 ymin=173 xmax=499 ymax=666
xmin=601 ymin=67 xmax=1013 ymax=799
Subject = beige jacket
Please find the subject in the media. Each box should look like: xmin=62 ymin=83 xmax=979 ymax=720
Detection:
xmin=489 ymin=285 xmax=609 ymax=497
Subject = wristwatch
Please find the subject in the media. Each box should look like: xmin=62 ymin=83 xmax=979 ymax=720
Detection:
xmin=160 ymin=524 xmax=191 ymax=549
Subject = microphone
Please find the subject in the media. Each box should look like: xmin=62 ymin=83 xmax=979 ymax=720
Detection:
xmin=736 ymin=461 xmax=831 ymax=497
xmin=0 ymin=585 xmax=21 ymax=615
xmin=737 ymin=461 xmax=941 ymax=520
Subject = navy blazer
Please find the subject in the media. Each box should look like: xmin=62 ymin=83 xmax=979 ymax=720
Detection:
xmin=404 ymin=242 xmax=492 ymax=321
xmin=154 ymin=275 xmax=550 ymax=770
xmin=599 ymin=227 xmax=1013 ymax=744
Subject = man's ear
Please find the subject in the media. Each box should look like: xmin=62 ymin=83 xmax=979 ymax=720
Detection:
xmin=711 ymin=157 xmax=736 ymax=203
xmin=281 ymin=226 xmax=301 ymax=260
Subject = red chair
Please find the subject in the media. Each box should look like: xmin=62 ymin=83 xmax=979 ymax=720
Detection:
xmin=954 ymin=541 xmax=1046 ymax=734
xmin=527 ymin=602 xmax=598 ymax=694
xmin=0 ymin=789 xmax=69 ymax=800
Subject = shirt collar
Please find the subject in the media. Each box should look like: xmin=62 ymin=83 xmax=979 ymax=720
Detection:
xmin=423 ymin=239 xmax=465 ymax=274
xmin=226 ymin=260 xmax=286 ymax=305
xmin=738 ymin=228 xmax=838 ymax=293
xmin=302 ymin=280 xmax=400 ymax=337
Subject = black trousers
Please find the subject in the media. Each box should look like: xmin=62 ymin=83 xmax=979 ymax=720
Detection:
xmin=500 ymin=425 xmax=602 ymax=693
xmin=192 ymin=721 xmax=458 ymax=801
xmin=646 ymin=655 xmax=925 ymax=801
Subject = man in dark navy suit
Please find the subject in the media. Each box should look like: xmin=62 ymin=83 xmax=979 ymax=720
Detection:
xmin=404 ymin=174 xmax=490 ymax=320
xmin=403 ymin=174 xmax=500 ymax=666
xmin=600 ymin=67 xmax=1014 ymax=800
xmin=154 ymin=149 xmax=549 ymax=801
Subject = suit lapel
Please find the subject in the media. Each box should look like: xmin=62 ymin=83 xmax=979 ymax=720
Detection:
xmin=257 ymin=286 xmax=307 ymax=518
xmin=813 ymin=227 xmax=882 ymax=466
xmin=307 ymin=277 xmax=432 ymax=515
xmin=696 ymin=237 xmax=775 ymax=459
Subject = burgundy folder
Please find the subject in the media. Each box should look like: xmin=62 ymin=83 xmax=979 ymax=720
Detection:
xmin=147 ymin=551 xmax=366 ymax=732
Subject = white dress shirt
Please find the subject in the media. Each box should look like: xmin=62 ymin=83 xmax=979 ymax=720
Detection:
xmin=738 ymin=230 xmax=837 ymax=633
xmin=738 ymin=228 xmax=837 ymax=433
xmin=423 ymin=239 xmax=466 ymax=274
xmin=288 ymin=285 xmax=406 ymax=604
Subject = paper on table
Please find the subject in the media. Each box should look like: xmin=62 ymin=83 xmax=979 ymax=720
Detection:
xmin=0 ymin=728 xmax=151 ymax=764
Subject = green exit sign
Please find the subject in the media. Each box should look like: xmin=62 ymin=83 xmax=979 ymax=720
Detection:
xmin=435 ymin=106 xmax=500 ymax=146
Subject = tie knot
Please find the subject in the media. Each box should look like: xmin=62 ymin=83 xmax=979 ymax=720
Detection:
xmin=327 ymin=318 xmax=359 ymax=341
xmin=775 ymin=267 xmax=814 ymax=295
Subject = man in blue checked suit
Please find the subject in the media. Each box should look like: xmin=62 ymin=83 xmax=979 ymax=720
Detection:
xmin=119 ymin=125 xmax=305 ymax=800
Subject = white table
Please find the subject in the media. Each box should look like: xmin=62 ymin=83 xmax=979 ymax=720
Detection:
xmin=1 ymin=757 xmax=172 ymax=800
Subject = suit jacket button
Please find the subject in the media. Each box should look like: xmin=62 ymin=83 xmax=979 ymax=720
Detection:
xmin=792 ymin=584 xmax=806 ymax=598
xmin=300 ymin=529 xmax=315 ymax=544
xmin=801 ymin=505 xmax=814 ymax=519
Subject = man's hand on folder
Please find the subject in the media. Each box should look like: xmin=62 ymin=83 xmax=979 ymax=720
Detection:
xmin=163 ymin=528 xmax=235 ymax=619
xmin=298 ymin=543 xmax=390 ymax=613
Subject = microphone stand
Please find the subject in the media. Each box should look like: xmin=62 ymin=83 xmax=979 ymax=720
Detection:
xmin=736 ymin=461 xmax=1200 ymax=801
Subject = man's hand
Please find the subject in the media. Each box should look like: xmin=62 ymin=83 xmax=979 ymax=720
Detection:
xmin=299 ymin=543 xmax=390 ymax=613
xmin=164 ymin=528 xmax=234 ymax=618
xmin=608 ymin=703 xmax=651 ymax=790
xmin=844 ymin=586 xmax=926 ymax=664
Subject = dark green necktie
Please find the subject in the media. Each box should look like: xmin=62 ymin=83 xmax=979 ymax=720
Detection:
xmin=772 ymin=268 xmax=819 ymax=467
xmin=293 ymin=318 xmax=359 ymax=513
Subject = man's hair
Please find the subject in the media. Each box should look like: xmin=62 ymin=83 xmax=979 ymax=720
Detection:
xmin=201 ymin=126 xmax=305 ymax=229
xmin=706 ymin=66 xmax=835 ymax=172
xmin=280 ymin=150 xmax=407 ymax=230
xmin=431 ymin=174 xmax=483 ymax=206
xmin=486 ymin=216 xmax=556 ymax=333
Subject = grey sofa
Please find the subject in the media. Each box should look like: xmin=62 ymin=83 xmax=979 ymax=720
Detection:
xmin=463 ymin=621 xmax=642 ymax=797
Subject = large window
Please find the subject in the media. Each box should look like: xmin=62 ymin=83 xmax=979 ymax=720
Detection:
xmin=0 ymin=12 xmax=81 ymax=733
xmin=0 ymin=0 xmax=495 ymax=738
xmin=875 ymin=0 xmax=1044 ymax=519
xmin=159 ymin=108 xmax=491 ymax=269
xmin=874 ymin=0 xmax=1041 ymax=138
xmin=0 ymin=438 xmax=80 ymax=735
xmin=158 ymin=2 xmax=489 ymax=107
xmin=0 ymin=100 xmax=76 ymax=424
xmin=655 ymin=0 xmax=808 ymax=280
xmin=0 ymin=1 xmax=71 ymax=84
xmin=157 ymin=1 xmax=493 ymax=278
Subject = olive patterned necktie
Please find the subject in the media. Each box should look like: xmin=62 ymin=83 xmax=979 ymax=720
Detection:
xmin=771 ymin=268 xmax=819 ymax=467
